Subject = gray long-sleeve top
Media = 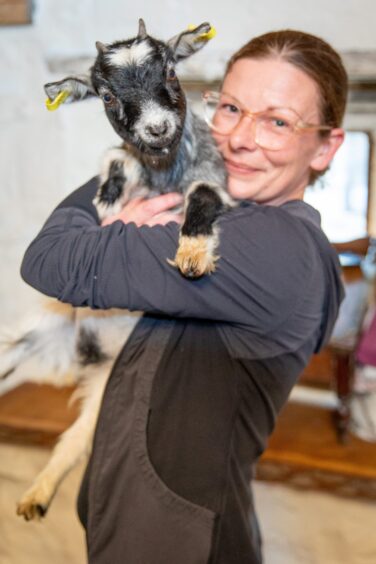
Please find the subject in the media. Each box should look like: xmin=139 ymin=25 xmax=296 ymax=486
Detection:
xmin=20 ymin=176 xmax=343 ymax=360
xmin=21 ymin=177 xmax=345 ymax=562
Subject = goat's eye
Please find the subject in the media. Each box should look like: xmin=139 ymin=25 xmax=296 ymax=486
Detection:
xmin=167 ymin=68 xmax=176 ymax=81
xmin=102 ymin=93 xmax=114 ymax=104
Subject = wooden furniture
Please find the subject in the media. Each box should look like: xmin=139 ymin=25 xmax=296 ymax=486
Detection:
xmin=257 ymin=401 xmax=376 ymax=499
xmin=1 ymin=383 xmax=375 ymax=499
xmin=300 ymin=238 xmax=371 ymax=443
xmin=0 ymin=384 xmax=78 ymax=446
xmin=329 ymin=331 xmax=360 ymax=443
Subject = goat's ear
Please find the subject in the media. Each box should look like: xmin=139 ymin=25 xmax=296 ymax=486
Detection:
xmin=167 ymin=22 xmax=213 ymax=62
xmin=44 ymin=74 xmax=97 ymax=105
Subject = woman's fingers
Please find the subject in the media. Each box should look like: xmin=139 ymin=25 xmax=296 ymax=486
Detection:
xmin=101 ymin=198 xmax=144 ymax=226
xmin=141 ymin=193 xmax=184 ymax=217
xmin=101 ymin=193 xmax=184 ymax=227
xmin=145 ymin=212 xmax=184 ymax=227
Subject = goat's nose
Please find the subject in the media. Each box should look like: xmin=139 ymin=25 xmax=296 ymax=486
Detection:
xmin=147 ymin=121 xmax=169 ymax=137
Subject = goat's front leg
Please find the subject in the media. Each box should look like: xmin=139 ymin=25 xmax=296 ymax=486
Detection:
xmin=171 ymin=183 xmax=234 ymax=278
xmin=16 ymin=368 xmax=109 ymax=521
xmin=93 ymin=147 xmax=144 ymax=221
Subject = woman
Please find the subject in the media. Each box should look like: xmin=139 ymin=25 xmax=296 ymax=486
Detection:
xmin=21 ymin=30 xmax=347 ymax=564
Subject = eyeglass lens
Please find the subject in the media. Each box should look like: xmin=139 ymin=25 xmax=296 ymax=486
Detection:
xmin=204 ymin=93 xmax=300 ymax=150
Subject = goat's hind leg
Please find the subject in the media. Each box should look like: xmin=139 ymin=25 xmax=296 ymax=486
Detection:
xmin=16 ymin=368 xmax=109 ymax=521
xmin=171 ymin=182 xmax=234 ymax=278
xmin=0 ymin=301 xmax=77 ymax=396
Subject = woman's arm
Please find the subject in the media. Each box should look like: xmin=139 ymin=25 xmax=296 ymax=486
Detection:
xmin=21 ymin=178 xmax=314 ymax=332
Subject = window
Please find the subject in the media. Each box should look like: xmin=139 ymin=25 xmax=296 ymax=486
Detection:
xmin=304 ymin=131 xmax=371 ymax=243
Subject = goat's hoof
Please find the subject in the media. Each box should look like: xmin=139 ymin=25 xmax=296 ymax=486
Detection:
xmin=17 ymin=500 xmax=48 ymax=521
xmin=17 ymin=492 xmax=49 ymax=521
xmin=168 ymin=235 xmax=219 ymax=278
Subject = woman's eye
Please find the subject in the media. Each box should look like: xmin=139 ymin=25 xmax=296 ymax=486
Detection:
xmin=274 ymin=118 xmax=287 ymax=127
xmin=229 ymin=104 xmax=239 ymax=113
xmin=221 ymin=103 xmax=239 ymax=114
xmin=268 ymin=114 xmax=293 ymax=128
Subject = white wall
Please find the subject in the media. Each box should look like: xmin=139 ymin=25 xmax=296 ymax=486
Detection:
xmin=1 ymin=0 xmax=376 ymax=323
xmin=32 ymin=0 xmax=376 ymax=61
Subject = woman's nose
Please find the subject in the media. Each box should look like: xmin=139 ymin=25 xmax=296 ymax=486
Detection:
xmin=228 ymin=115 xmax=258 ymax=151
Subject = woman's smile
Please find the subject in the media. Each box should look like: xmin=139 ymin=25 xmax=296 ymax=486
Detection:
xmin=224 ymin=158 xmax=262 ymax=175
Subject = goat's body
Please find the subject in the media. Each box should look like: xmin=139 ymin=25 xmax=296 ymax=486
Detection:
xmin=6 ymin=20 xmax=230 ymax=521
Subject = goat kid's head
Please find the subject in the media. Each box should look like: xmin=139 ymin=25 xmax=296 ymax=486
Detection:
xmin=44 ymin=20 xmax=213 ymax=163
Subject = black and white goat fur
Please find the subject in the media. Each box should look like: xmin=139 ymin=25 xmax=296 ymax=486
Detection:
xmin=46 ymin=18 xmax=231 ymax=277
xmin=1 ymin=20 xmax=231 ymax=521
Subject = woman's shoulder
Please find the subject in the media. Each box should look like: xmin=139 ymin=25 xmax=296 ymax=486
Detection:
xmin=221 ymin=198 xmax=321 ymax=229
xmin=217 ymin=198 xmax=342 ymax=309
xmin=219 ymin=198 xmax=328 ymax=259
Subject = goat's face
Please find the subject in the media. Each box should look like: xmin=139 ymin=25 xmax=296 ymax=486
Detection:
xmin=91 ymin=37 xmax=186 ymax=160
xmin=44 ymin=20 xmax=213 ymax=164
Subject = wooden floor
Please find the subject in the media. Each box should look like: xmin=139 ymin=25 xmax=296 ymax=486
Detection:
xmin=257 ymin=401 xmax=376 ymax=499
xmin=0 ymin=383 xmax=376 ymax=499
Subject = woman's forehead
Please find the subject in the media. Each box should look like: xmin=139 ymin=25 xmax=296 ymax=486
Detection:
xmin=223 ymin=57 xmax=321 ymax=121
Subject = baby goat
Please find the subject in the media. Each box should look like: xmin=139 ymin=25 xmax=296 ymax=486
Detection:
xmin=1 ymin=20 xmax=230 ymax=521
xmin=45 ymin=18 xmax=230 ymax=277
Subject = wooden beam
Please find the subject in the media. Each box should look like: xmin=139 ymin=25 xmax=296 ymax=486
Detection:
xmin=0 ymin=0 xmax=31 ymax=25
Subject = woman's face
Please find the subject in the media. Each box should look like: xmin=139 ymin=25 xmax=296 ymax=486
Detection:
xmin=213 ymin=57 xmax=344 ymax=205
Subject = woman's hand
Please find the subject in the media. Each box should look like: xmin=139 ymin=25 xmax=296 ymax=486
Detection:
xmin=101 ymin=193 xmax=184 ymax=227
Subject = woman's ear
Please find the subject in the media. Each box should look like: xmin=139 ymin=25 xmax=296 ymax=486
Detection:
xmin=310 ymin=128 xmax=345 ymax=172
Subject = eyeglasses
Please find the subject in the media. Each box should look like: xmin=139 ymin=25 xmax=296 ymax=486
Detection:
xmin=202 ymin=91 xmax=332 ymax=151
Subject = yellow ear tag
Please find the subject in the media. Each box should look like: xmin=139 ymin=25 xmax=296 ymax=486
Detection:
xmin=188 ymin=24 xmax=217 ymax=42
xmin=45 ymin=90 xmax=70 ymax=111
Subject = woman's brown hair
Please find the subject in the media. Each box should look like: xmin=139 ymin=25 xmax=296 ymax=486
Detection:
xmin=226 ymin=30 xmax=349 ymax=183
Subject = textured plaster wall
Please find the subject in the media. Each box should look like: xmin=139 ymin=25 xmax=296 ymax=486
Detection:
xmin=32 ymin=0 xmax=376 ymax=60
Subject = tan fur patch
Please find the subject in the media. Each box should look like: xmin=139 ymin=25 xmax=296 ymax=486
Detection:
xmin=169 ymin=234 xmax=219 ymax=278
xmin=44 ymin=299 xmax=75 ymax=317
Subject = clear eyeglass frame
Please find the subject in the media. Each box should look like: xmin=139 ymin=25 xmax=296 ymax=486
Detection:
xmin=202 ymin=90 xmax=332 ymax=151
